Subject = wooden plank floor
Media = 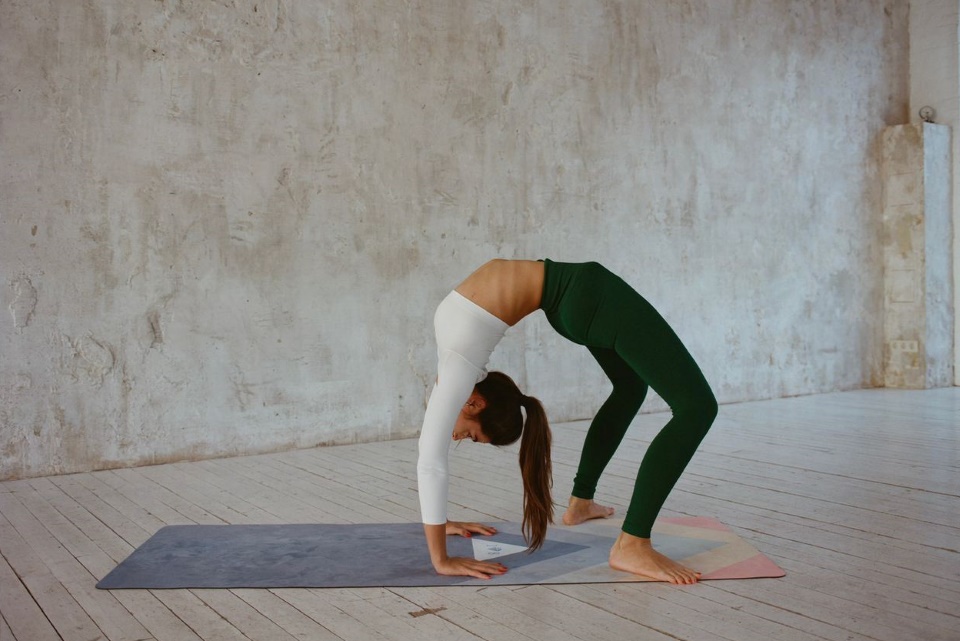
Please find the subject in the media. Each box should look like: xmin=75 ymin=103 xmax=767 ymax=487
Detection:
xmin=1 ymin=388 xmax=958 ymax=641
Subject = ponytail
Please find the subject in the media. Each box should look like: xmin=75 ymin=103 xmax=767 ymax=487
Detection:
xmin=518 ymin=395 xmax=553 ymax=550
xmin=475 ymin=372 xmax=554 ymax=550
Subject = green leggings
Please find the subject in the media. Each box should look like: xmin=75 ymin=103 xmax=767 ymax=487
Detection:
xmin=540 ymin=260 xmax=718 ymax=538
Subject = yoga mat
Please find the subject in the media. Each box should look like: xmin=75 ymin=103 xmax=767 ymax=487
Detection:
xmin=97 ymin=516 xmax=784 ymax=589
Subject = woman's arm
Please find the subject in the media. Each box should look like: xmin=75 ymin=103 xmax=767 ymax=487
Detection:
xmin=417 ymin=351 xmax=478 ymax=525
xmin=417 ymin=351 xmax=506 ymax=578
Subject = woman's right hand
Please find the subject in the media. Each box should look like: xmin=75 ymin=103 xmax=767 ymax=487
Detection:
xmin=434 ymin=556 xmax=507 ymax=580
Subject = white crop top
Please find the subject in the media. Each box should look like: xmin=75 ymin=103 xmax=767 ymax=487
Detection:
xmin=417 ymin=290 xmax=509 ymax=525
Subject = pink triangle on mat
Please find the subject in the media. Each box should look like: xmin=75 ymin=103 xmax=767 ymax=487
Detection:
xmin=700 ymin=553 xmax=786 ymax=580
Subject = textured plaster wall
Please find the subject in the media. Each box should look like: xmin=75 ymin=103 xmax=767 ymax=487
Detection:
xmin=923 ymin=126 xmax=955 ymax=385
xmin=1 ymin=0 xmax=908 ymax=480
xmin=908 ymin=0 xmax=959 ymax=385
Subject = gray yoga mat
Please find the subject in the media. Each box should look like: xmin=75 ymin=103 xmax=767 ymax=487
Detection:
xmin=96 ymin=519 xmax=730 ymax=589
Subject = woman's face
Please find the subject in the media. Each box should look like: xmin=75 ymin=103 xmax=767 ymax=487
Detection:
xmin=452 ymin=393 xmax=491 ymax=443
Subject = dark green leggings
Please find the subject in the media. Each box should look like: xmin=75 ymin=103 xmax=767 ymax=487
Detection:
xmin=540 ymin=259 xmax=718 ymax=538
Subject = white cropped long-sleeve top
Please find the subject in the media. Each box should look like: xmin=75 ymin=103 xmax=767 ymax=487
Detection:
xmin=417 ymin=291 xmax=508 ymax=525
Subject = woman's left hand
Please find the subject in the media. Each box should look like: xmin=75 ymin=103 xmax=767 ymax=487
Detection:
xmin=446 ymin=521 xmax=498 ymax=537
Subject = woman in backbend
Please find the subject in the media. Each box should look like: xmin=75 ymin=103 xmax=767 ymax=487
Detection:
xmin=417 ymin=259 xmax=718 ymax=585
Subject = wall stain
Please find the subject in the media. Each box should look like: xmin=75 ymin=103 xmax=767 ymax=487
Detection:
xmin=147 ymin=310 xmax=164 ymax=347
xmin=8 ymin=275 xmax=38 ymax=332
xmin=62 ymin=335 xmax=116 ymax=387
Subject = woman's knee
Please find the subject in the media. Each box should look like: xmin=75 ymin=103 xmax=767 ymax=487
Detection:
xmin=702 ymin=388 xmax=718 ymax=423
xmin=694 ymin=390 xmax=718 ymax=438
xmin=672 ymin=386 xmax=717 ymax=434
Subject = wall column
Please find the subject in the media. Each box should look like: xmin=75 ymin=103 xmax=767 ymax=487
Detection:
xmin=882 ymin=123 xmax=953 ymax=388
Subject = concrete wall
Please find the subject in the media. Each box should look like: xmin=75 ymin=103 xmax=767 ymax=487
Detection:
xmin=909 ymin=0 xmax=959 ymax=384
xmin=1 ymin=0 xmax=909 ymax=480
xmin=909 ymin=0 xmax=959 ymax=385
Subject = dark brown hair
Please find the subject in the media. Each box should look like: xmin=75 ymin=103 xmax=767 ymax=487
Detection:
xmin=474 ymin=371 xmax=553 ymax=550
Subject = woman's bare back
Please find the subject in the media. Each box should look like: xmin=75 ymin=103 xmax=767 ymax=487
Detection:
xmin=455 ymin=259 xmax=545 ymax=326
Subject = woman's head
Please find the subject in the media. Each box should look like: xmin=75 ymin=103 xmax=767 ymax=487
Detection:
xmin=474 ymin=371 xmax=554 ymax=550
xmin=474 ymin=372 xmax=524 ymax=445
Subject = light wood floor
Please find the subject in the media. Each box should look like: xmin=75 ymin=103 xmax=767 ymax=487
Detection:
xmin=1 ymin=388 xmax=958 ymax=641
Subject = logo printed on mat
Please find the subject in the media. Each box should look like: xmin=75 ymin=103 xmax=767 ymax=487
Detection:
xmin=472 ymin=539 xmax=529 ymax=561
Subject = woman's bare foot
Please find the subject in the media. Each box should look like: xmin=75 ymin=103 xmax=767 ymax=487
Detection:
xmin=561 ymin=497 xmax=615 ymax=526
xmin=609 ymin=532 xmax=701 ymax=584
